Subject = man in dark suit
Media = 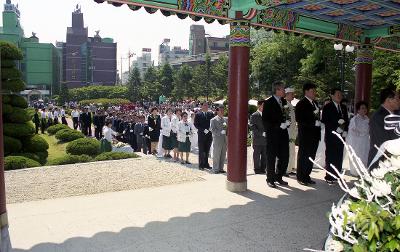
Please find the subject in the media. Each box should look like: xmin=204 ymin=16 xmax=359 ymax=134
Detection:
xmin=194 ymin=102 xmax=214 ymax=170
xmin=262 ymin=81 xmax=289 ymax=188
xmin=33 ymin=108 xmax=40 ymax=134
xmin=295 ymin=83 xmax=321 ymax=186
xmin=250 ymin=100 xmax=266 ymax=174
xmin=368 ymin=88 xmax=400 ymax=168
xmin=321 ymin=88 xmax=349 ymax=184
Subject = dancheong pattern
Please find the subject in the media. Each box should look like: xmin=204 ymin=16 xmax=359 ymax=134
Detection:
xmin=258 ymin=8 xmax=298 ymax=30
xmin=230 ymin=20 xmax=250 ymax=47
xmin=177 ymin=0 xmax=230 ymax=17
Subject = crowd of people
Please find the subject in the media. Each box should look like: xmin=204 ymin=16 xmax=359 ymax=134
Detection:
xmin=31 ymin=83 xmax=400 ymax=185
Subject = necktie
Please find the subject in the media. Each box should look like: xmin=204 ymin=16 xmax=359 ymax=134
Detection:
xmin=337 ymin=104 xmax=342 ymax=116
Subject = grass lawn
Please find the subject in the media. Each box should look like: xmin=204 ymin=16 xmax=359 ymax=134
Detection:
xmin=40 ymin=134 xmax=67 ymax=165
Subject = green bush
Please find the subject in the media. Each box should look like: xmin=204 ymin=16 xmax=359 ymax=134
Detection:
xmin=2 ymin=79 xmax=25 ymax=92
xmin=22 ymin=135 xmax=49 ymax=152
xmin=94 ymin=152 xmax=139 ymax=161
xmin=2 ymin=103 xmax=13 ymax=114
xmin=55 ymin=129 xmax=85 ymax=142
xmin=3 ymin=95 xmax=11 ymax=104
xmin=6 ymin=107 xmax=30 ymax=123
xmin=0 ymin=41 xmax=23 ymax=60
xmin=69 ymin=85 xmax=128 ymax=101
xmin=4 ymin=136 xmax=22 ymax=154
xmin=26 ymin=107 xmax=35 ymax=118
xmin=2 ymin=68 xmax=22 ymax=80
xmin=4 ymin=156 xmax=40 ymax=170
xmin=10 ymin=153 xmax=41 ymax=163
xmin=66 ymin=138 xmax=100 ymax=156
xmin=48 ymin=154 xmax=92 ymax=166
xmin=47 ymin=124 xmax=70 ymax=135
xmin=8 ymin=94 xmax=28 ymax=108
xmin=36 ymin=151 xmax=48 ymax=164
xmin=1 ymin=59 xmax=15 ymax=68
xmin=3 ymin=122 xmax=35 ymax=138
xmin=79 ymin=98 xmax=131 ymax=109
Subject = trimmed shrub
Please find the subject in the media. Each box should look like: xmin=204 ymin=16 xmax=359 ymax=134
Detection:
xmin=94 ymin=152 xmax=139 ymax=161
xmin=47 ymin=124 xmax=70 ymax=135
xmin=10 ymin=153 xmax=41 ymax=164
xmin=2 ymin=79 xmax=25 ymax=92
xmin=4 ymin=156 xmax=40 ymax=170
xmin=48 ymin=154 xmax=92 ymax=165
xmin=8 ymin=94 xmax=28 ymax=108
xmin=3 ymin=95 xmax=11 ymax=104
xmin=66 ymin=138 xmax=100 ymax=156
xmin=23 ymin=135 xmax=49 ymax=153
xmin=26 ymin=107 xmax=35 ymax=118
xmin=2 ymin=59 xmax=15 ymax=68
xmin=36 ymin=151 xmax=48 ymax=164
xmin=55 ymin=129 xmax=85 ymax=142
xmin=6 ymin=107 xmax=30 ymax=123
xmin=3 ymin=104 xmax=13 ymax=114
xmin=4 ymin=136 xmax=22 ymax=154
xmin=2 ymin=68 xmax=22 ymax=80
xmin=3 ymin=122 xmax=35 ymax=138
xmin=0 ymin=41 xmax=23 ymax=60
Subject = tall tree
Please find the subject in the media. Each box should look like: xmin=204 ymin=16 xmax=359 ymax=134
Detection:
xmin=141 ymin=66 xmax=161 ymax=102
xmin=127 ymin=67 xmax=141 ymax=102
xmin=158 ymin=63 xmax=174 ymax=97
xmin=59 ymin=82 xmax=70 ymax=104
xmin=204 ymin=54 xmax=212 ymax=100
xmin=172 ymin=64 xmax=193 ymax=101
xmin=189 ymin=65 xmax=207 ymax=100
xmin=211 ymin=54 xmax=229 ymax=98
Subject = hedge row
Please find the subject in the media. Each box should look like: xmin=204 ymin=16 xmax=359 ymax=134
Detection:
xmin=94 ymin=152 xmax=138 ymax=161
xmin=79 ymin=98 xmax=131 ymax=108
xmin=5 ymin=156 xmax=40 ymax=171
xmin=55 ymin=129 xmax=85 ymax=142
xmin=48 ymin=154 xmax=93 ymax=166
xmin=47 ymin=124 xmax=70 ymax=135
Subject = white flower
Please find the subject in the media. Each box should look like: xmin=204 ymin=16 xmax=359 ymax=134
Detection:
xmin=385 ymin=138 xmax=400 ymax=156
xmin=338 ymin=119 xmax=345 ymax=125
xmin=370 ymin=179 xmax=391 ymax=197
xmin=349 ymin=187 xmax=361 ymax=199
xmin=326 ymin=239 xmax=344 ymax=252
xmin=283 ymin=105 xmax=289 ymax=109
xmin=313 ymin=109 xmax=319 ymax=114
xmin=390 ymin=157 xmax=400 ymax=170
xmin=370 ymin=167 xmax=389 ymax=179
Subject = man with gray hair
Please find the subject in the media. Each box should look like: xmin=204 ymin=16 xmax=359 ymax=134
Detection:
xmin=210 ymin=106 xmax=228 ymax=174
xmin=262 ymin=81 xmax=289 ymax=188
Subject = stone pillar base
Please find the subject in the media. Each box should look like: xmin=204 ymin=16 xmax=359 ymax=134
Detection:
xmin=226 ymin=180 xmax=247 ymax=192
xmin=0 ymin=212 xmax=12 ymax=252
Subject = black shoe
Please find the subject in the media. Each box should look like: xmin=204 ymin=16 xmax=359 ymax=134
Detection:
xmin=276 ymin=179 xmax=288 ymax=186
xmin=205 ymin=165 xmax=212 ymax=170
xmin=283 ymin=173 xmax=290 ymax=177
xmin=289 ymin=172 xmax=296 ymax=176
xmin=297 ymin=180 xmax=308 ymax=186
xmin=254 ymin=170 xmax=265 ymax=174
xmin=266 ymin=180 xmax=276 ymax=188
xmin=185 ymin=161 xmax=191 ymax=165
xmin=307 ymin=180 xmax=316 ymax=185
xmin=219 ymin=170 xmax=226 ymax=173
xmin=199 ymin=167 xmax=204 ymax=170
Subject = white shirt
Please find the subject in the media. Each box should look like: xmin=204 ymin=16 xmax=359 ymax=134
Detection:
xmin=72 ymin=110 xmax=80 ymax=118
xmin=103 ymin=126 xmax=117 ymax=142
xmin=257 ymin=110 xmax=262 ymax=117
xmin=47 ymin=112 xmax=54 ymax=119
xmin=305 ymin=96 xmax=314 ymax=106
xmin=53 ymin=111 xmax=59 ymax=118
xmin=41 ymin=111 xmax=46 ymax=119
xmin=61 ymin=109 xmax=66 ymax=117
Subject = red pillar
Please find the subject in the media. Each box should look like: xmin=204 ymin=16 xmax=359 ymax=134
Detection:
xmin=226 ymin=14 xmax=250 ymax=192
xmin=355 ymin=39 xmax=373 ymax=105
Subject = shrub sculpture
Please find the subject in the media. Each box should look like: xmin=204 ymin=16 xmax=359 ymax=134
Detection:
xmin=5 ymin=156 xmax=41 ymax=170
xmin=55 ymin=129 xmax=85 ymax=142
xmin=47 ymin=124 xmax=70 ymax=135
xmin=1 ymin=41 xmax=48 ymax=165
xmin=66 ymin=138 xmax=100 ymax=157
xmin=94 ymin=152 xmax=139 ymax=161
xmin=49 ymin=154 xmax=92 ymax=166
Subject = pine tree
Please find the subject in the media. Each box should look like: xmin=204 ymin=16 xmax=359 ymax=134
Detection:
xmin=59 ymin=82 xmax=69 ymax=105
xmin=127 ymin=67 xmax=142 ymax=102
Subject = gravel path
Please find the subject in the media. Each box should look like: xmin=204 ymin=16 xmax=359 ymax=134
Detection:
xmin=5 ymin=154 xmax=207 ymax=204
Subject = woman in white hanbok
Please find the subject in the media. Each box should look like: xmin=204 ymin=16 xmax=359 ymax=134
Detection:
xmin=188 ymin=112 xmax=198 ymax=152
xmin=346 ymin=101 xmax=370 ymax=176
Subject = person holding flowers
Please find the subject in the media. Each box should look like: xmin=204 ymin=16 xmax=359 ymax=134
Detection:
xmin=321 ymin=88 xmax=349 ymax=184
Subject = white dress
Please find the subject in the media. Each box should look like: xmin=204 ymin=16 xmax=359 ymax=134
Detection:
xmin=346 ymin=114 xmax=370 ymax=176
xmin=188 ymin=116 xmax=198 ymax=151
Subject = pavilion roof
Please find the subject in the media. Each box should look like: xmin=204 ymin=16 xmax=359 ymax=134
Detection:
xmin=94 ymin=0 xmax=400 ymax=52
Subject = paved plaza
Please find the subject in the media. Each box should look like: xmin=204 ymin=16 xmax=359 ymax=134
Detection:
xmin=5 ymin=149 xmax=348 ymax=252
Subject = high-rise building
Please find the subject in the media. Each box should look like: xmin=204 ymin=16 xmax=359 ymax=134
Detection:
xmin=189 ymin=24 xmax=229 ymax=56
xmin=0 ymin=0 xmax=60 ymax=100
xmin=62 ymin=5 xmax=117 ymax=88
xmin=132 ymin=48 xmax=153 ymax=77
xmin=158 ymin=38 xmax=189 ymax=65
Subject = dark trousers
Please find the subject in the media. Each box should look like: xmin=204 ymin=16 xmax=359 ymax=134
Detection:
xmin=198 ymin=133 xmax=212 ymax=168
xmin=325 ymin=135 xmax=344 ymax=181
xmin=73 ymin=117 xmax=79 ymax=130
xmin=266 ymin=130 xmax=289 ymax=182
xmin=143 ymin=137 xmax=151 ymax=155
xmin=54 ymin=118 xmax=59 ymax=124
xmin=297 ymin=132 xmax=319 ymax=183
xmin=94 ymin=126 xmax=102 ymax=140
xmin=253 ymin=144 xmax=267 ymax=172
xmin=88 ymin=123 xmax=92 ymax=136
xmin=61 ymin=117 xmax=68 ymax=125
xmin=40 ymin=119 xmax=46 ymax=134
xmin=35 ymin=123 xmax=39 ymax=134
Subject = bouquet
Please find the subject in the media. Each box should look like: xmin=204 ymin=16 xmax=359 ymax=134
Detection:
xmin=114 ymin=142 xmax=128 ymax=148
xmin=283 ymin=104 xmax=291 ymax=127
xmin=314 ymin=134 xmax=400 ymax=252
xmin=222 ymin=121 xmax=227 ymax=135
xmin=314 ymin=107 xmax=321 ymax=127
xmin=337 ymin=119 xmax=347 ymax=138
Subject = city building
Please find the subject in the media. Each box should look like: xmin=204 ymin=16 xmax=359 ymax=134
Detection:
xmin=189 ymin=24 xmax=229 ymax=56
xmin=0 ymin=0 xmax=60 ymax=100
xmin=158 ymin=38 xmax=189 ymax=65
xmin=62 ymin=5 xmax=117 ymax=88
xmin=132 ymin=48 xmax=153 ymax=77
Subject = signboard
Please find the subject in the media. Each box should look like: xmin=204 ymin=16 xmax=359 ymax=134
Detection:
xmin=142 ymin=48 xmax=152 ymax=52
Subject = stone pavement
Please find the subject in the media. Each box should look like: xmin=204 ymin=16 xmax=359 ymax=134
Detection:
xmin=8 ymin=169 xmax=344 ymax=252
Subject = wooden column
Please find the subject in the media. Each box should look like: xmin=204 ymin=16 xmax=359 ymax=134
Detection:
xmin=355 ymin=39 xmax=373 ymax=105
xmin=226 ymin=12 xmax=250 ymax=192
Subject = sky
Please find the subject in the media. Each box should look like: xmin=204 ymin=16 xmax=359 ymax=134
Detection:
xmin=1 ymin=0 xmax=229 ymax=71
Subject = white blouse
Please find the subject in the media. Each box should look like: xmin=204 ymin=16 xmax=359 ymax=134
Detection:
xmin=103 ymin=126 xmax=117 ymax=142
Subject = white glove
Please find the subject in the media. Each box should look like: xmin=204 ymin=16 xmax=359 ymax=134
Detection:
xmin=123 ymin=130 xmax=126 ymax=134
xmin=204 ymin=129 xmax=209 ymax=134
xmin=342 ymin=131 xmax=348 ymax=138
xmin=221 ymin=130 xmax=226 ymax=135
xmin=336 ymin=127 xmax=344 ymax=134
xmin=285 ymin=120 xmax=291 ymax=127
xmin=315 ymin=120 xmax=321 ymax=127
xmin=280 ymin=123 xmax=287 ymax=129
xmin=149 ymin=127 xmax=153 ymax=132
xmin=94 ymin=125 xmax=97 ymax=129
xmin=130 ymin=130 xmax=133 ymax=133
xmin=262 ymin=132 xmax=266 ymax=137
xmin=140 ymin=133 xmax=143 ymax=136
